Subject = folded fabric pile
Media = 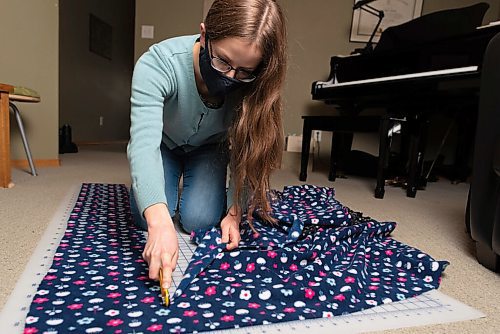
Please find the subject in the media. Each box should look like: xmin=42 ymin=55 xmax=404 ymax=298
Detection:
xmin=23 ymin=183 xmax=448 ymax=333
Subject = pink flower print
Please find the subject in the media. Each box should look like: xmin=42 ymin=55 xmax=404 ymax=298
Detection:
xmin=304 ymin=288 xmax=315 ymax=299
xmin=220 ymin=262 xmax=230 ymax=271
xmin=32 ymin=297 xmax=49 ymax=304
xmin=344 ymin=276 xmax=355 ymax=284
xmin=385 ymin=250 xmax=394 ymax=256
xmin=246 ymin=263 xmax=255 ymax=273
xmin=107 ymin=292 xmax=121 ymax=298
xmin=248 ymin=303 xmax=260 ymax=309
xmin=283 ymin=307 xmax=296 ymax=313
xmin=141 ymin=296 xmax=155 ymax=303
xmin=147 ymin=324 xmax=163 ymax=332
xmin=83 ymin=247 xmax=92 ymax=251
xmin=78 ymin=261 xmax=90 ymax=266
xmin=23 ymin=328 xmax=38 ymax=334
xmin=371 ymin=277 xmax=380 ymax=282
xmin=231 ymin=283 xmax=242 ymax=287
xmin=107 ymin=319 xmax=124 ymax=327
xmin=108 ymin=271 xmax=120 ymax=276
xmin=221 ymin=315 xmax=234 ymax=322
xmin=43 ymin=275 xmax=57 ymax=281
xmin=183 ymin=310 xmax=198 ymax=317
xmin=67 ymin=303 xmax=83 ymax=310
xmin=423 ymin=276 xmax=433 ymax=283
xmin=73 ymin=280 xmax=86 ymax=285
xmin=333 ymin=294 xmax=346 ymax=301
xmin=319 ymin=271 xmax=327 ymax=277
xmin=289 ymin=264 xmax=298 ymax=271
xmin=397 ymin=277 xmax=407 ymax=282
xmin=368 ymin=285 xmax=379 ymax=291
xmin=267 ymin=251 xmax=278 ymax=259
xmin=205 ymin=286 xmax=217 ymax=296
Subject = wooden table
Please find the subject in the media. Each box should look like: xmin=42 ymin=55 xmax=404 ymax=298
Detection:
xmin=0 ymin=83 xmax=14 ymax=188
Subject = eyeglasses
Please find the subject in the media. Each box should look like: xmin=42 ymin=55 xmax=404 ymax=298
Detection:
xmin=207 ymin=39 xmax=257 ymax=83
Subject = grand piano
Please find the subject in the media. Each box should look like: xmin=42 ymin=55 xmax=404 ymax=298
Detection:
xmin=311 ymin=2 xmax=500 ymax=197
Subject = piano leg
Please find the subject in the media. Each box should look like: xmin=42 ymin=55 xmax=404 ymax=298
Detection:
xmin=406 ymin=114 xmax=428 ymax=197
xmin=329 ymin=132 xmax=337 ymax=181
xmin=452 ymin=107 xmax=477 ymax=183
xmin=375 ymin=116 xmax=391 ymax=199
xmin=299 ymin=119 xmax=313 ymax=181
xmin=330 ymin=132 xmax=353 ymax=181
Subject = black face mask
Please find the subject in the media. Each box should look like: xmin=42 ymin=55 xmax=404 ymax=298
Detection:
xmin=199 ymin=37 xmax=244 ymax=98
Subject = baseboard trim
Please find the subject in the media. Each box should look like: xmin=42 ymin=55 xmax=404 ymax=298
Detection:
xmin=75 ymin=140 xmax=128 ymax=145
xmin=11 ymin=159 xmax=60 ymax=168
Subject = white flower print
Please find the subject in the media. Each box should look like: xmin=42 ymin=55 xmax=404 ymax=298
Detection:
xmin=76 ymin=317 xmax=94 ymax=325
xmin=222 ymin=301 xmax=235 ymax=308
xmin=104 ymin=309 xmax=119 ymax=316
xmin=222 ymin=286 xmax=235 ymax=296
xmin=239 ymin=289 xmax=252 ymax=300
xmin=25 ymin=316 xmax=39 ymax=324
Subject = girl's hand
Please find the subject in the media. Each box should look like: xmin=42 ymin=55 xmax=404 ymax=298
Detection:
xmin=220 ymin=205 xmax=241 ymax=250
xmin=142 ymin=203 xmax=179 ymax=289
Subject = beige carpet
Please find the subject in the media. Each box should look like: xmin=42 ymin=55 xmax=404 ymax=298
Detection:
xmin=0 ymin=143 xmax=498 ymax=333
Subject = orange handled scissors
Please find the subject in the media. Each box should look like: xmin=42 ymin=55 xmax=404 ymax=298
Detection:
xmin=159 ymin=268 xmax=170 ymax=307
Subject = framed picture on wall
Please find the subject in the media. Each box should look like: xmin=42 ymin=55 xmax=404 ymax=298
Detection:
xmin=350 ymin=0 xmax=424 ymax=43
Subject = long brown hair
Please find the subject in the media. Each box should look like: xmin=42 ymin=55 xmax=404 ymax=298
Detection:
xmin=205 ymin=0 xmax=287 ymax=222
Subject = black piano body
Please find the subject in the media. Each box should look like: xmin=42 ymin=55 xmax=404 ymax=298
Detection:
xmin=311 ymin=2 xmax=500 ymax=196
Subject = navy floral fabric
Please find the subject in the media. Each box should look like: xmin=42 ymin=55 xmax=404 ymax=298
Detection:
xmin=23 ymin=183 xmax=448 ymax=334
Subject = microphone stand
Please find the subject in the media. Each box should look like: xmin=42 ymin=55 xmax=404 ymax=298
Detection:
xmin=353 ymin=3 xmax=385 ymax=54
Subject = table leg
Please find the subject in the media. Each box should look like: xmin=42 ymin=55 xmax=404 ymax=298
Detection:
xmin=0 ymin=91 xmax=11 ymax=188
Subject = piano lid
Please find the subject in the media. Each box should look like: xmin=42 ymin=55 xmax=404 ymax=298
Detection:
xmin=375 ymin=2 xmax=490 ymax=53
xmin=325 ymin=3 xmax=495 ymax=85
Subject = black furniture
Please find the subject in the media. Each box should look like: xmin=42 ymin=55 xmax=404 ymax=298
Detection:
xmin=311 ymin=3 xmax=499 ymax=198
xmin=299 ymin=116 xmax=389 ymax=198
xmin=466 ymin=32 xmax=500 ymax=272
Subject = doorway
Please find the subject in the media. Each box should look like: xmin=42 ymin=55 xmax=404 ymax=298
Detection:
xmin=59 ymin=0 xmax=135 ymax=144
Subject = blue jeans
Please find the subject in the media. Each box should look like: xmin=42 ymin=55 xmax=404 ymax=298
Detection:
xmin=130 ymin=142 xmax=229 ymax=233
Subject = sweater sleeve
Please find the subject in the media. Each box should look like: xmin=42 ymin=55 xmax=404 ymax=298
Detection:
xmin=127 ymin=46 xmax=175 ymax=217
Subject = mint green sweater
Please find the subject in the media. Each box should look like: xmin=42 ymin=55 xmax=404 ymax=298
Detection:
xmin=127 ymin=34 xmax=239 ymax=216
